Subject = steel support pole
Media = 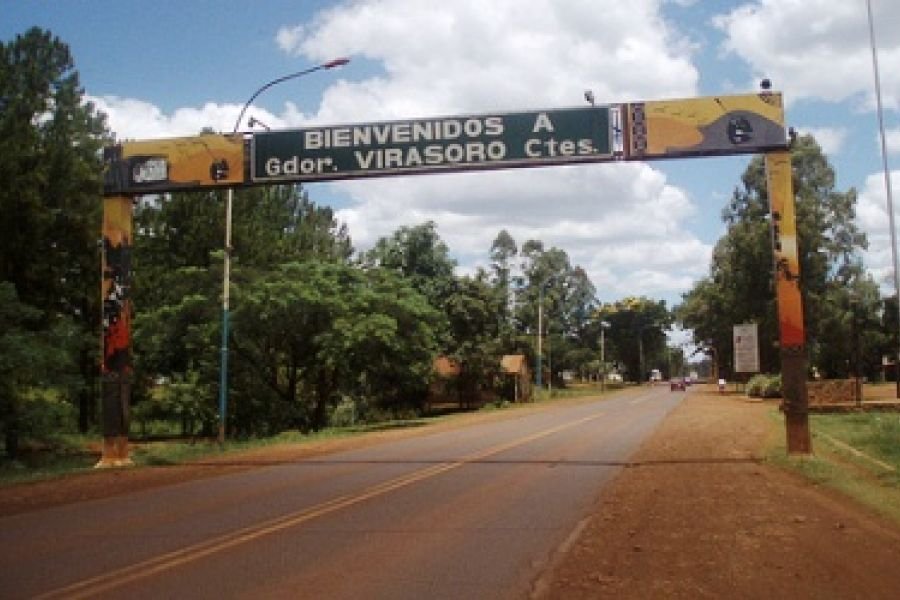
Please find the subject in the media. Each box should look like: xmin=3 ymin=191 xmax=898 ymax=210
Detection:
xmin=218 ymin=187 xmax=233 ymax=445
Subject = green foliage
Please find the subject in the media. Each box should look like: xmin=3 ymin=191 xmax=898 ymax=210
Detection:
xmin=230 ymin=261 xmax=439 ymax=434
xmin=1 ymin=27 xmax=108 ymax=436
xmin=746 ymin=374 xmax=782 ymax=398
xmin=1 ymin=283 xmax=83 ymax=457
xmin=17 ymin=389 xmax=77 ymax=440
xmin=595 ymin=297 xmax=672 ymax=382
xmin=679 ymin=135 xmax=874 ymax=379
xmin=131 ymin=371 xmax=214 ymax=437
xmin=362 ymin=221 xmax=457 ymax=326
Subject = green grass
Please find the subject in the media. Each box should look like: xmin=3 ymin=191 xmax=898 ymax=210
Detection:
xmin=767 ymin=410 xmax=900 ymax=526
xmin=0 ymin=434 xmax=100 ymax=485
xmin=0 ymin=412 xmax=453 ymax=483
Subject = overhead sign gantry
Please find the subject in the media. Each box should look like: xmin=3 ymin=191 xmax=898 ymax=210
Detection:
xmin=99 ymin=91 xmax=810 ymax=464
xmin=104 ymin=92 xmax=788 ymax=193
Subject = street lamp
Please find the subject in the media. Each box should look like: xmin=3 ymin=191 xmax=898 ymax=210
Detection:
xmin=600 ymin=320 xmax=610 ymax=391
xmin=637 ymin=322 xmax=660 ymax=384
xmin=535 ymin=277 xmax=554 ymax=393
xmin=218 ymin=57 xmax=350 ymax=445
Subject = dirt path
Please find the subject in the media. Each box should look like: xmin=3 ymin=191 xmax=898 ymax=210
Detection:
xmin=535 ymin=389 xmax=900 ymax=599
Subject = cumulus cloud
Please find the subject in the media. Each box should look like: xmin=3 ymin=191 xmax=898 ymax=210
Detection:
xmin=798 ymin=126 xmax=848 ymax=156
xmin=89 ymin=95 xmax=313 ymax=140
xmin=275 ymin=0 xmax=707 ymax=301
xmin=885 ymin=128 xmax=900 ymax=154
xmin=713 ymin=0 xmax=900 ymax=109
xmin=857 ymin=170 xmax=900 ymax=290
xmin=89 ymin=0 xmax=714 ymax=302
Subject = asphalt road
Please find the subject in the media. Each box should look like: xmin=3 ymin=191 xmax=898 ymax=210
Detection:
xmin=1 ymin=386 xmax=683 ymax=599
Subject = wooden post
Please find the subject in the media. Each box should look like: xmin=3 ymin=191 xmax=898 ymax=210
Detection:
xmin=765 ymin=151 xmax=812 ymax=454
xmin=97 ymin=195 xmax=134 ymax=467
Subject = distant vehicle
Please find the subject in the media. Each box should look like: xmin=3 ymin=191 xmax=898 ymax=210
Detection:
xmin=650 ymin=369 xmax=662 ymax=383
xmin=670 ymin=378 xmax=686 ymax=391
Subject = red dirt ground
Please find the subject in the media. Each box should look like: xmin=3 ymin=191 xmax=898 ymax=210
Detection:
xmin=535 ymin=388 xmax=900 ymax=599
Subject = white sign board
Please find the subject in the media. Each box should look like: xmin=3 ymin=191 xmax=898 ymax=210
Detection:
xmin=733 ymin=323 xmax=760 ymax=373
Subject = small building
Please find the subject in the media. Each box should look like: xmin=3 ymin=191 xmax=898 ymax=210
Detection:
xmin=429 ymin=355 xmax=463 ymax=410
xmin=500 ymin=354 xmax=532 ymax=402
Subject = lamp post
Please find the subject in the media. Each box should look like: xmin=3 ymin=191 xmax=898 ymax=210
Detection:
xmin=535 ymin=277 xmax=554 ymax=393
xmin=218 ymin=57 xmax=350 ymax=445
xmin=600 ymin=320 xmax=610 ymax=392
xmin=536 ymin=285 xmax=545 ymax=391
xmin=637 ymin=322 xmax=660 ymax=384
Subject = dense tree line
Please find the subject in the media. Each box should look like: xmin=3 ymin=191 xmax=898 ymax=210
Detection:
xmin=678 ymin=135 xmax=895 ymax=381
xmin=1 ymin=28 xmax=108 ymax=457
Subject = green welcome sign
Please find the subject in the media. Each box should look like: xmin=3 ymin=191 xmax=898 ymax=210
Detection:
xmin=250 ymin=107 xmax=614 ymax=182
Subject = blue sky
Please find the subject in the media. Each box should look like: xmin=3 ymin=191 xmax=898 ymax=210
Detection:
xmin=4 ymin=0 xmax=900 ymax=309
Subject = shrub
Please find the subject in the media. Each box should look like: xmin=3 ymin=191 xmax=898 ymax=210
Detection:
xmin=746 ymin=375 xmax=767 ymax=397
xmin=17 ymin=388 xmax=77 ymax=441
xmin=747 ymin=374 xmax=782 ymax=398
xmin=761 ymin=374 xmax=782 ymax=398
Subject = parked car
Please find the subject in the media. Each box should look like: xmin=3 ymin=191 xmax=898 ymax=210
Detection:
xmin=670 ymin=378 xmax=686 ymax=391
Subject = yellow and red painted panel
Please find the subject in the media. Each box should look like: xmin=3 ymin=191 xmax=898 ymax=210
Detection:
xmin=104 ymin=133 xmax=245 ymax=195
xmin=101 ymin=196 xmax=133 ymax=375
xmin=626 ymin=92 xmax=786 ymax=160
xmin=765 ymin=150 xmax=805 ymax=349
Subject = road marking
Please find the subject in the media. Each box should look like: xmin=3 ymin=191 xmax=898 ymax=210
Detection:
xmin=37 ymin=411 xmax=605 ymax=599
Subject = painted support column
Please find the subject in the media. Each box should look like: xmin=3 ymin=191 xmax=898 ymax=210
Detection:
xmin=765 ymin=151 xmax=812 ymax=454
xmin=97 ymin=195 xmax=134 ymax=467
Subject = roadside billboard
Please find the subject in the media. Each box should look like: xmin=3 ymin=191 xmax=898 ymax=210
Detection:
xmin=734 ymin=323 xmax=760 ymax=373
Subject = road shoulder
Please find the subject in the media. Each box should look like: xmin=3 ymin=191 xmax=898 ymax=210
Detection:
xmin=535 ymin=389 xmax=900 ymax=599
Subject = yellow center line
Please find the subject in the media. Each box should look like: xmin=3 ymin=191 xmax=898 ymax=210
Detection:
xmin=38 ymin=411 xmax=604 ymax=599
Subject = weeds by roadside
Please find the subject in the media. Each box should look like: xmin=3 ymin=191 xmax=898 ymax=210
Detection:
xmin=767 ymin=409 xmax=900 ymax=526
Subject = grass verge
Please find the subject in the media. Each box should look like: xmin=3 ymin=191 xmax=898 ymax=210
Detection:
xmin=767 ymin=409 xmax=900 ymax=526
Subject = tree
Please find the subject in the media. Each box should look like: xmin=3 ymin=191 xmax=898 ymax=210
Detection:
xmin=596 ymin=297 xmax=671 ymax=382
xmin=131 ymin=185 xmax=354 ymax=433
xmin=363 ymin=221 xmax=456 ymax=313
xmin=489 ymin=229 xmax=518 ymax=327
xmin=0 ymin=283 xmax=80 ymax=458
xmin=679 ymin=135 xmax=873 ymax=378
xmin=0 ymin=28 xmax=109 ymax=433
xmin=230 ymin=262 xmax=439 ymax=434
xmin=443 ymin=271 xmax=504 ymax=405
xmin=514 ymin=241 xmax=597 ymax=385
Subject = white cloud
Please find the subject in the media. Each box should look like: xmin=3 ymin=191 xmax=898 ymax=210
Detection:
xmin=858 ymin=170 xmax=900 ymax=291
xmin=278 ymin=0 xmax=708 ymax=302
xmin=91 ymin=0 xmax=715 ymax=303
xmin=713 ymin=0 xmax=900 ymax=109
xmin=798 ymin=126 xmax=847 ymax=156
xmin=89 ymin=95 xmax=314 ymax=140
xmin=885 ymin=128 xmax=900 ymax=154
xmin=280 ymin=0 xmax=699 ymax=117
xmin=275 ymin=24 xmax=305 ymax=55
